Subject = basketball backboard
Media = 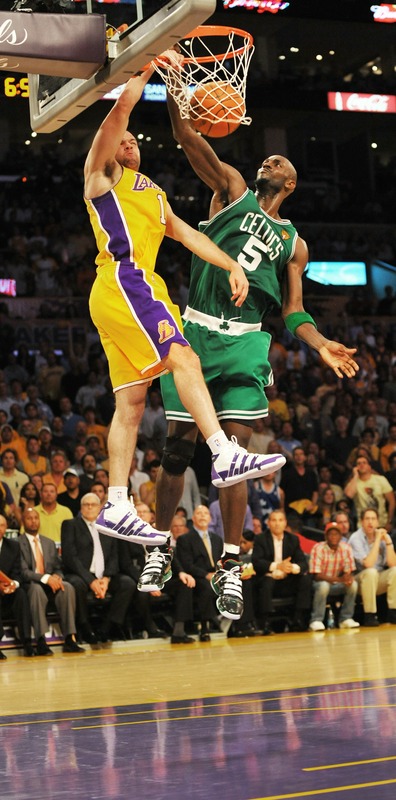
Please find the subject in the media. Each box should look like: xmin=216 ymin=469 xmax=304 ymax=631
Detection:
xmin=28 ymin=0 xmax=216 ymax=133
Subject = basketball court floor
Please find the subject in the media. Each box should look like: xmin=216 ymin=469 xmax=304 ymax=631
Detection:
xmin=2 ymin=627 xmax=396 ymax=800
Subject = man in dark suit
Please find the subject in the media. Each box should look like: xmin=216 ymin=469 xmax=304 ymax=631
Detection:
xmin=252 ymin=509 xmax=312 ymax=634
xmin=119 ymin=535 xmax=197 ymax=644
xmin=176 ymin=505 xmax=224 ymax=641
xmin=129 ymin=510 xmax=197 ymax=644
xmin=19 ymin=507 xmax=84 ymax=655
xmin=0 ymin=513 xmax=35 ymax=659
xmin=61 ymin=493 xmax=135 ymax=644
xmin=117 ymin=539 xmax=165 ymax=638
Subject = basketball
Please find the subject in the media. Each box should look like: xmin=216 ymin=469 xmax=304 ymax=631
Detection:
xmin=189 ymin=81 xmax=245 ymax=138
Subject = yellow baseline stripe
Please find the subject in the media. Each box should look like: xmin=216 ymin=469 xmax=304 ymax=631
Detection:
xmin=304 ymin=755 xmax=396 ymax=771
xmin=72 ymin=704 xmax=396 ymax=730
xmin=250 ymin=777 xmax=396 ymax=799
xmin=2 ymin=681 xmax=396 ymax=727
xmin=2 ymin=698 xmax=396 ymax=731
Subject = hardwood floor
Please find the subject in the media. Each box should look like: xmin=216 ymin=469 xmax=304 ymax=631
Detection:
xmin=1 ymin=628 xmax=396 ymax=800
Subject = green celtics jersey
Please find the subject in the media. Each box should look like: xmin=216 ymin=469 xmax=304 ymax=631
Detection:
xmin=188 ymin=188 xmax=298 ymax=325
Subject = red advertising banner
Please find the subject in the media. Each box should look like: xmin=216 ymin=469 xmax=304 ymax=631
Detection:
xmin=0 ymin=279 xmax=16 ymax=297
xmin=328 ymin=91 xmax=396 ymax=113
xmin=370 ymin=4 xmax=396 ymax=23
xmin=222 ymin=0 xmax=290 ymax=13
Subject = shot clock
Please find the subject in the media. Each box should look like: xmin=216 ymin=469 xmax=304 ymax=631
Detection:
xmin=4 ymin=76 xmax=30 ymax=98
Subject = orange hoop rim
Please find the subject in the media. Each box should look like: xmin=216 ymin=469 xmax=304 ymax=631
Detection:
xmin=177 ymin=25 xmax=254 ymax=65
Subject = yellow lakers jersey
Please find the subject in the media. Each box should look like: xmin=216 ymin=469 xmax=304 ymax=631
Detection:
xmin=85 ymin=168 xmax=167 ymax=271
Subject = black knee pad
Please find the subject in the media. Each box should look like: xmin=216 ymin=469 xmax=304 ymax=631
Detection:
xmin=161 ymin=436 xmax=196 ymax=476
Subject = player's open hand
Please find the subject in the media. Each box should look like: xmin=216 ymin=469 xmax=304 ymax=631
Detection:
xmin=318 ymin=341 xmax=359 ymax=378
xmin=229 ymin=262 xmax=249 ymax=307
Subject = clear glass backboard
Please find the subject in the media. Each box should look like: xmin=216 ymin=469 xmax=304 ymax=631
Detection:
xmin=28 ymin=0 xmax=216 ymax=133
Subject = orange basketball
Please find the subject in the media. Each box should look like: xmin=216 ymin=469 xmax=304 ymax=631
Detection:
xmin=189 ymin=81 xmax=245 ymax=138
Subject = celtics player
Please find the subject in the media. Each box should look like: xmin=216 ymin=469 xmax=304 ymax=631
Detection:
xmin=137 ymin=91 xmax=359 ymax=622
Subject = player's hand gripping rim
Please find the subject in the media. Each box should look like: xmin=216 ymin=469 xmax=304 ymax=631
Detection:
xmin=151 ymin=48 xmax=184 ymax=71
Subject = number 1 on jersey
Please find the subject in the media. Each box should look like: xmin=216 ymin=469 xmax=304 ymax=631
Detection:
xmin=157 ymin=193 xmax=166 ymax=225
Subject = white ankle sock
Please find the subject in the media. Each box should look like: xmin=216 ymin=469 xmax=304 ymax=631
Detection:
xmin=206 ymin=430 xmax=229 ymax=454
xmin=108 ymin=487 xmax=129 ymax=504
xmin=222 ymin=545 xmax=241 ymax=558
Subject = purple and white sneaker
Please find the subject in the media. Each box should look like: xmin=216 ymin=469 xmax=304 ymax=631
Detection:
xmin=211 ymin=436 xmax=286 ymax=488
xmin=95 ymin=501 xmax=169 ymax=546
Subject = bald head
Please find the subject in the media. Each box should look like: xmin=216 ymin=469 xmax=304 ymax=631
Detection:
xmin=255 ymin=155 xmax=297 ymax=199
xmin=22 ymin=507 xmax=41 ymax=535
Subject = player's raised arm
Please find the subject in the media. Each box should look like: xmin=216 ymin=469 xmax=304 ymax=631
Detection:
xmin=85 ymin=50 xmax=183 ymax=197
xmin=84 ymin=71 xmax=154 ymax=185
xmin=167 ymin=91 xmax=246 ymax=208
xmin=281 ymin=237 xmax=359 ymax=378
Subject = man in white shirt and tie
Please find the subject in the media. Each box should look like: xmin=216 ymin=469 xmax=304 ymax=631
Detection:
xmin=176 ymin=505 xmax=224 ymax=641
xmin=61 ymin=493 xmax=135 ymax=644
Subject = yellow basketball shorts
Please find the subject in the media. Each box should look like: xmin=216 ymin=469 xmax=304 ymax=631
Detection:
xmin=89 ymin=261 xmax=188 ymax=390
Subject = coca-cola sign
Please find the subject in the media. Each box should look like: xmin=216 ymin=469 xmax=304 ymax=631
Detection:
xmin=328 ymin=91 xmax=396 ymax=113
xmin=370 ymin=4 xmax=396 ymax=23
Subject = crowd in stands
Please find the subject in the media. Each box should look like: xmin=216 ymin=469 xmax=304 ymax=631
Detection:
xmin=1 ymin=298 xmax=396 ymax=655
xmin=0 ymin=102 xmax=396 ymax=653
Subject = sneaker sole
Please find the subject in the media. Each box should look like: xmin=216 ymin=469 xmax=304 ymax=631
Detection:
xmin=95 ymin=523 xmax=168 ymax=546
xmin=216 ymin=598 xmax=243 ymax=620
xmin=339 ymin=623 xmax=360 ymax=629
xmin=212 ymin=455 xmax=286 ymax=488
xmin=138 ymin=570 xmax=172 ymax=593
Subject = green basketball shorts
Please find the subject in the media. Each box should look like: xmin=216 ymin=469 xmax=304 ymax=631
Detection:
xmin=160 ymin=320 xmax=272 ymax=423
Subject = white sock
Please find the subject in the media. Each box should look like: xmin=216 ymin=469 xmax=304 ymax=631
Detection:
xmin=222 ymin=545 xmax=240 ymax=558
xmin=108 ymin=487 xmax=129 ymax=504
xmin=206 ymin=429 xmax=229 ymax=455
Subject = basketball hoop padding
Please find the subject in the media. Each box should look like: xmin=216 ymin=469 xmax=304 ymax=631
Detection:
xmin=0 ymin=12 xmax=106 ymax=78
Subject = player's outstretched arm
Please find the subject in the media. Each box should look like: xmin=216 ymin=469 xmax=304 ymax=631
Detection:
xmin=167 ymin=92 xmax=246 ymax=207
xmin=165 ymin=203 xmax=248 ymax=306
xmin=281 ymin=237 xmax=359 ymax=379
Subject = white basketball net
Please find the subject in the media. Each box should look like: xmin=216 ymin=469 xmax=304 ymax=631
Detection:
xmin=152 ymin=27 xmax=255 ymax=126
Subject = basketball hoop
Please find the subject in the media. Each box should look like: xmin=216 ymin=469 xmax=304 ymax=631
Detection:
xmin=152 ymin=25 xmax=255 ymax=127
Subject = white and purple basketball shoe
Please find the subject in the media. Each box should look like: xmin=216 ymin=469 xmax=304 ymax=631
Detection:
xmin=211 ymin=436 xmax=286 ymax=488
xmin=95 ymin=501 xmax=169 ymax=546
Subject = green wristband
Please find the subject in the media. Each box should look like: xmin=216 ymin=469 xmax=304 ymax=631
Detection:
xmin=284 ymin=311 xmax=318 ymax=337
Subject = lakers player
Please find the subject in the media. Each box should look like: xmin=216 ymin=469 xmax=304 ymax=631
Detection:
xmin=84 ymin=49 xmax=286 ymax=600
